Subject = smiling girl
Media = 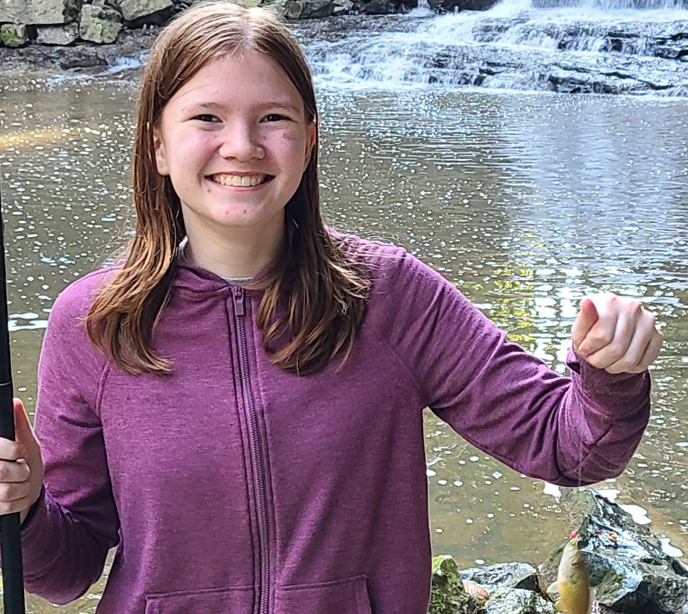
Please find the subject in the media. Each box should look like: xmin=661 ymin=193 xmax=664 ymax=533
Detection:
xmin=0 ymin=2 xmax=662 ymax=613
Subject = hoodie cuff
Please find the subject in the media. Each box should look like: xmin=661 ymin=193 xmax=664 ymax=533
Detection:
xmin=21 ymin=486 xmax=46 ymax=534
xmin=566 ymin=347 xmax=651 ymax=417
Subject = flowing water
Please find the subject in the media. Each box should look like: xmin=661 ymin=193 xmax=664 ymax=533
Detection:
xmin=1 ymin=0 xmax=688 ymax=610
xmin=300 ymin=0 xmax=688 ymax=94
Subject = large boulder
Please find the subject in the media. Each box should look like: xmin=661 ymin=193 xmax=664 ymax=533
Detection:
xmin=0 ymin=23 xmax=29 ymax=47
xmin=36 ymin=22 xmax=79 ymax=44
xmin=0 ymin=0 xmax=81 ymax=25
xmin=79 ymin=4 xmax=123 ymax=44
xmin=118 ymin=0 xmax=174 ymax=22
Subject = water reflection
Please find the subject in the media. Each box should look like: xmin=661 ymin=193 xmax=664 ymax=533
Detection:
xmin=1 ymin=76 xmax=687 ymax=612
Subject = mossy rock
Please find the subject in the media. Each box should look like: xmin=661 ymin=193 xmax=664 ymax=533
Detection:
xmin=0 ymin=23 xmax=29 ymax=47
xmin=430 ymin=555 xmax=483 ymax=614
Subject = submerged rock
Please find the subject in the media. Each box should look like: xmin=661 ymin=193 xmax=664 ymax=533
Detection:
xmin=57 ymin=44 xmax=108 ymax=68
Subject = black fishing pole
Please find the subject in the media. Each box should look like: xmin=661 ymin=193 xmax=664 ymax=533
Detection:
xmin=0 ymin=183 xmax=26 ymax=614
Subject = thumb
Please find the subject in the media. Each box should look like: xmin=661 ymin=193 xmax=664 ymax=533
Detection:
xmin=572 ymin=297 xmax=599 ymax=353
xmin=13 ymin=398 xmax=40 ymax=455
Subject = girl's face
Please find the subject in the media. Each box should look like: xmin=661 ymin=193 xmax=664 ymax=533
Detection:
xmin=153 ymin=51 xmax=316 ymax=248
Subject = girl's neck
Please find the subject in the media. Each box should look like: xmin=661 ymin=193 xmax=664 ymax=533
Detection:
xmin=183 ymin=223 xmax=283 ymax=280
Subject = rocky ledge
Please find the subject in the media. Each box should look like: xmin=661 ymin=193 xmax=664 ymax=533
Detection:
xmin=430 ymin=489 xmax=688 ymax=614
xmin=0 ymin=0 xmax=497 ymax=50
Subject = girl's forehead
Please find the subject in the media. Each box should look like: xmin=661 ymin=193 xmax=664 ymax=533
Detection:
xmin=168 ymin=51 xmax=304 ymax=109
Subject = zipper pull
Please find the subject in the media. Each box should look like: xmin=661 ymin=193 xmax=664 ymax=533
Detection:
xmin=232 ymin=286 xmax=245 ymax=317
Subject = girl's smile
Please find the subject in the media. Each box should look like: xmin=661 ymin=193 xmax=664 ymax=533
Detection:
xmin=208 ymin=173 xmax=273 ymax=188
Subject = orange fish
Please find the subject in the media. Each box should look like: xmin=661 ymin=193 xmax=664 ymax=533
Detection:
xmin=549 ymin=533 xmax=592 ymax=614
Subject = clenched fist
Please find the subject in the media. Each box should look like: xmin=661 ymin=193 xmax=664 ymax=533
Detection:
xmin=572 ymin=293 xmax=663 ymax=374
xmin=0 ymin=399 xmax=44 ymax=522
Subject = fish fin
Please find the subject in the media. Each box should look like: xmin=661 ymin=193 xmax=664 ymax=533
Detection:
xmin=553 ymin=597 xmax=564 ymax=612
xmin=587 ymin=586 xmax=596 ymax=614
xmin=547 ymin=581 xmax=558 ymax=594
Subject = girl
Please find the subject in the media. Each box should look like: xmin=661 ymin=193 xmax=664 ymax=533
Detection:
xmin=0 ymin=2 xmax=662 ymax=613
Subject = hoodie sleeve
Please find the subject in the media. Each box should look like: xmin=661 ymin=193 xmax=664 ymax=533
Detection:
xmin=371 ymin=248 xmax=650 ymax=486
xmin=19 ymin=271 xmax=120 ymax=604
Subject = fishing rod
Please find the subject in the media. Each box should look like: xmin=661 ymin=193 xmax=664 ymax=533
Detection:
xmin=0 ymin=183 xmax=26 ymax=613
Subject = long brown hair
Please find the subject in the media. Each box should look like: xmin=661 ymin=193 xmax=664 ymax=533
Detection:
xmin=86 ymin=1 xmax=370 ymax=376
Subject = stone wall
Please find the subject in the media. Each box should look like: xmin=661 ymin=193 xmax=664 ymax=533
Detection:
xmin=0 ymin=0 xmax=498 ymax=47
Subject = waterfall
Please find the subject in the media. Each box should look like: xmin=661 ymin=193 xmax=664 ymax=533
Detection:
xmin=299 ymin=0 xmax=688 ymax=95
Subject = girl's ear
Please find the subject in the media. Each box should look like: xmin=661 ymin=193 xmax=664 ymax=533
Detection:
xmin=303 ymin=121 xmax=317 ymax=171
xmin=153 ymin=128 xmax=170 ymax=176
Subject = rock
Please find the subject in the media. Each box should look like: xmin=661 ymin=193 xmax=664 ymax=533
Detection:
xmin=429 ymin=555 xmax=475 ymax=614
xmin=359 ymin=0 xmax=398 ymax=13
xmin=459 ymin=562 xmax=541 ymax=594
xmin=285 ymin=0 xmax=334 ymax=19
xmin=332 ymin=0 xmax=354 ymax=14
xmin=79 ymin=5 xmax=123 ymax=44
xmin=426 ymin=0 xmax=498 ymax=11
xmin=36 ymin=23 xmax=79 ymax=45
xmin=0 ymin=0 xmax=81 ymax=25
xmin=654 ymin=44 xmax=688 ymax=59
xmin=484 ymin=587 xmax=556 ymax=613
xmin=57 ymin=45 xmax=108 ymax=68
xmin=118 ymin=0 xmax=173 ymax=22
xmin=556 ymin=488 xmax=688 ymax=614
xmin=1 ymin=24 xmax=29 ymax=48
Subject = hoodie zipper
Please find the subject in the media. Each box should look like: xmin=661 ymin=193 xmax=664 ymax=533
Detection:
xmin=232 ymin=286 xmax=270 ymax=614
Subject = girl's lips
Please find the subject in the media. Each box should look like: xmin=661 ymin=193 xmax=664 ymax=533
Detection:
xmin=208 ymin=173 xmax=274 ymax=187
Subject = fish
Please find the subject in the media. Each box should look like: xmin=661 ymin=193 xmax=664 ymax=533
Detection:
xmin=549 ymin=532 xmax=592 ymax=614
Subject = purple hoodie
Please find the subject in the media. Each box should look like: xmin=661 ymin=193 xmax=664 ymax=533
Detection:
xmin=20 ymin=239 xmax=650 ymax=614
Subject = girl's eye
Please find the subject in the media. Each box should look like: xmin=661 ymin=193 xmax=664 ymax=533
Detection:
xmin=263 ymin=114 xmax=289 ymax=122
xmin=194 ymin=114 xmax=219 ymax=122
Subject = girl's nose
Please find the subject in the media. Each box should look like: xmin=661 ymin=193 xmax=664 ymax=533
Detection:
xmin=218 ymin=123 xmax=264 ymax=161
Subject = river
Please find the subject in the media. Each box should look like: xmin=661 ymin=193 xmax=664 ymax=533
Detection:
xmin=1 ymin=1 xmax=688 ymax=611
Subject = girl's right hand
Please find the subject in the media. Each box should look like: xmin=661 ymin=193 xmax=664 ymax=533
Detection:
xmin=0 ymin=399 xmax=44 ymax=523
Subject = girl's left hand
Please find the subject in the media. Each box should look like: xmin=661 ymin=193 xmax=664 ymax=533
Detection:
xmin=571 ymin=293 xmax=663 ymax=374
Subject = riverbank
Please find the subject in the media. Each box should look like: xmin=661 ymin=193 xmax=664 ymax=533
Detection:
xmin=0 ymin=0 xmax=498 ymax=56
xmin=0 ymin=25 xmax=156 ymax=75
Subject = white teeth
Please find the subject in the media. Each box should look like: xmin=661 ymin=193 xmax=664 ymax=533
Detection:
xmin=213 ymin=174 xmax=264 ymax=187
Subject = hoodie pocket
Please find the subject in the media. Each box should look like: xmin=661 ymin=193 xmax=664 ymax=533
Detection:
xmin=144 ymin=586 xmax=254 ymax=614
xmin=275 ymin=575 xmax=373 ymax=614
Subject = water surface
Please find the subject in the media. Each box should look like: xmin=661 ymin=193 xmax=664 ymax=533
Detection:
xmin=0 ymin=56 xmax=687 ymax=613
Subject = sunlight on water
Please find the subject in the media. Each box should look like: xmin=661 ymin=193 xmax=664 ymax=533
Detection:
xmin=1 ymin=41 xmax=688 ymax=613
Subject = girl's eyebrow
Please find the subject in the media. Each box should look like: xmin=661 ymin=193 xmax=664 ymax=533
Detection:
xmin=183 ymin=101 xmax=302 ymax=113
